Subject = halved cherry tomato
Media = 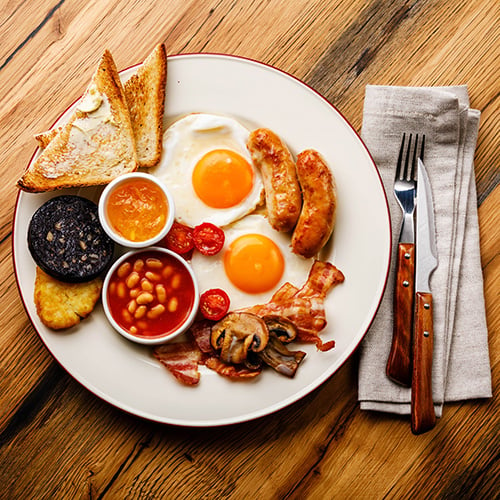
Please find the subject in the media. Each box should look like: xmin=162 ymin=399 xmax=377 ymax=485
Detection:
xmin=199 ymin=288 xmax=230 ymax=321
xmin=193 ymin=222 xmax=225 ymax=256
xmin=163 ymin=221 xmax=194 ymax=255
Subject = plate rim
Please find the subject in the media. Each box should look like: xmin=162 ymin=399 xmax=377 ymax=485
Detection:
xmin=12 ymin=52 xmax=391 ymax=427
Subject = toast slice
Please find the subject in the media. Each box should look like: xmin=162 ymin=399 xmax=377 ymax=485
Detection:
xmin=18 ymin=50 xmax=137 ymax=192
xmin=32 ymin=44 xmax=167 ymax=168
xmin=123 ymin=43 xmax=167 ymax=167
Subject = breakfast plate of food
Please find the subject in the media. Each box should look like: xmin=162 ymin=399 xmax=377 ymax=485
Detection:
xmin=13 ymin=46 xmax=390 ymax=426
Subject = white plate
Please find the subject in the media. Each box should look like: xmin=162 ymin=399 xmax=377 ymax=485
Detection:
xmin=13 ymin=54 xmax=391 ymax=427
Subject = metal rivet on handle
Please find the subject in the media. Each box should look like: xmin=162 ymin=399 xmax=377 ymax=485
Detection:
xmin=424 ymin=331 xmax=430 ymax=337
xmin=404 ymin=253 xmax=411 ymax=259
xmin=424 ymin=303 xmax=430 ymax=309
xmin=403 ymin=280 xmax=409 ymax=287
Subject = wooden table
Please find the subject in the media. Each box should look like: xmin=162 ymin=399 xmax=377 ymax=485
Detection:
xmin=1 ymin=1 xmax=498 ymax=498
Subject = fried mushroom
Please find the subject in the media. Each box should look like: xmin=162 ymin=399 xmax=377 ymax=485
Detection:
xmin=210 ymin=312 xmax=269 ymax=365
xmin=262 ymin=315 xmax=298 ymax=343
xmin=258 ymin=333 xmax=306 ymax=378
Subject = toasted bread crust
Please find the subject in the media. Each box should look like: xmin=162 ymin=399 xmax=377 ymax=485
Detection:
xmin=18 ymin=50 xmax=137 ymax=192
xmin=124 ymin=43 xmax=167 ymax=167
xmin=34 ymin=128 xmax=60 ymax=149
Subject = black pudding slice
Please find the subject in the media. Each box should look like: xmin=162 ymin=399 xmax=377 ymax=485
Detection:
xmin=28 ymin=195 xmax=114 ymax=283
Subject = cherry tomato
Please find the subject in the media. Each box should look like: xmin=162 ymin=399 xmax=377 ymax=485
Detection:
xmin=163 ymin=221 xmax=194 ymax=255
xmin=199 ymin=288 xmax=230 ymax=321
xmin=193 ymin=222 xmax=225 ymax=256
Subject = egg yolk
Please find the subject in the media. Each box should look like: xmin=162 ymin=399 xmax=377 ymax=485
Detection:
xmin=192 ymin=149 xmax=254 ymax=209
xmin=224 ymin=234 xmax=285 ymax=294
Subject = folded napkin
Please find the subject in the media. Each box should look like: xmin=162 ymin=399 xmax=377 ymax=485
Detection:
xmin=358 ymin=85 xmax=492 ymax=417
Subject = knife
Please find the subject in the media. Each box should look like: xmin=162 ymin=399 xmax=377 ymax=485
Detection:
xmin=411 ymin=158 xmax=438 ymax=434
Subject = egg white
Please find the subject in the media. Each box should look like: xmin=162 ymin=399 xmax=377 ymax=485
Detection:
xmin=149 ymin=113 xmax=263 ymax=228
xmin=190 ymin=214 xmax=313 ymax=311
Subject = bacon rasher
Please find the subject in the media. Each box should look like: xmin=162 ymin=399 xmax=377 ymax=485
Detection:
xmin=153 ymin=340 xmax=203 ymax=385
xmin=242 ymin=261 xmax=344 ymax=351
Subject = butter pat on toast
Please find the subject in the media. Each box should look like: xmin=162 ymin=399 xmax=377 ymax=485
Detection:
xmin=18 ymin=50 xmax=137 ymax=192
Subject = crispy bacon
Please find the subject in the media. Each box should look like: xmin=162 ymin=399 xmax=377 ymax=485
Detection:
xmin=153 ymin=340 xmax=202 ymax=385
xmin=242 ymin=261 xmax=344 ymax=351
xmin=205 ymin=356 xmax=261 ymax=379
xmin=295 ymin=260 xmax=345 ymax=299
xmin=270 ymin=282 xmax=298 ymax=301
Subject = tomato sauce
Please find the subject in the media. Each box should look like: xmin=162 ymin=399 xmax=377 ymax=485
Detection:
xmin=107 ymin=250 xmax=195 ymax=338
xmin=106 ymin=178 xmax=168 ymax=242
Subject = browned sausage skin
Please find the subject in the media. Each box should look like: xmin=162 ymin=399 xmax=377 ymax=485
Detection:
xmin=247 ymin=128 xmax=302 ymax=232
xmin=291 ymin=149 xmax=336 ymax=258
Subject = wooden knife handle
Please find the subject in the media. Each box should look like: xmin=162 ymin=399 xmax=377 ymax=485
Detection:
xmin=411 ymin=291 xmax=436 ymax=434
xmin=386 ymin=243 xmax=415 ymax=386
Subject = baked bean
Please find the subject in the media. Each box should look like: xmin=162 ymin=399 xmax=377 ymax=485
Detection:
xmin=130 ymin=326 xmax=138 ymax=335
xmin=134 ymin=305 xmax=147 ymax=319
xmin=130 ymin=287 xmax=141 ymax=298
xmin=137 ymin=292 xmax=154 ymax=305
xmin=137 ymin=320 xmax=148 ymax=330
xmin=162 ymin=265 xmax=173 ymax=279
xmin=171 ymin=274 xmax=181 ymax=289
xmin=147 ymin=304 xmax=165 ymax=319
xmin=126 ymin=271 xmax=140 ymax=288
xmin=133 ymin=259 xmax=144 ymax=272
xmin=127 ymin=300 xmax=137 ymax=314
xmin=117 ymin=262 xmax=132 ymax=278
xmin=156 ymin=284 xmax=167 ymax=303
xmin=145 ymin=271 xmax=161 ymax=281
xmin=117 ymin=282 xmax=127 ymax=299
xmin=146 ymin=258 xmax=163 ymax=269
xmin=167 ymin=296 xmax=178 ymax=312
xmin=141 ymin=279 xmax=154 ymax=291
xmin=122 ymin=309 xmax=133 ymax=323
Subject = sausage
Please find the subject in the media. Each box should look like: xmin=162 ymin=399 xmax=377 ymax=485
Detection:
xmin=247 ymin=128 xmax=302 ymax=232
xmin=291 ymin=149 xmax=336 ymax=258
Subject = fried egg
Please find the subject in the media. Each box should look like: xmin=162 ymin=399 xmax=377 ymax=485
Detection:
xmin=190 ymin=214 xmax=313 ymax=310
xmin=150 ymin=113 xmax=263 ymax=227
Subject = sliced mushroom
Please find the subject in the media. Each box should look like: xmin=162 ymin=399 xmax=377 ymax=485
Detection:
xmin=244 ymin=351 xmax=263 ymax=371
xmin=263 ymin=315 xmax=298 ymax=343
xmin=258 ymin=332 xmax=306 ymax=378
xmin=211 ymin=312 xmax=269 ymax=365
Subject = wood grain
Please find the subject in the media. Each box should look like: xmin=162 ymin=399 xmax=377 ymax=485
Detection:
xmin=387 ymin=242 xmax=415 ymax=386
xmin=411 ymin=292 xmax=436 ymax=434
xmin=0 ymin=0 xmax=498 ymax=498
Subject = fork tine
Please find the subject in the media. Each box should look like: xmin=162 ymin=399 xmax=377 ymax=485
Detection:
xmin=410 ymin=134 xmax=418 ymax=181
xmin=403 ymin=133 xmax=412 ymax=180
xmin=396 ymin=133 xmax=406 ymax=180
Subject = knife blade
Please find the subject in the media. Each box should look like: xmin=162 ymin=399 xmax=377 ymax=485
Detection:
xmin=411 ymin=158 xmax=438 ymax=434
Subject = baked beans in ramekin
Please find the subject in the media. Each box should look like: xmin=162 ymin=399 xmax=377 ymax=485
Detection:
xmin=102 ymin=247 xmax=199 ymax=345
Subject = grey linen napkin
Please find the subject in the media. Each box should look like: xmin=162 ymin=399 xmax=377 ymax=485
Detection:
xmin=358 ymin=85 xmax=492 ymax=417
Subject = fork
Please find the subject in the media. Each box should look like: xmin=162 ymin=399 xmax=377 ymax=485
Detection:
xmin=386 ymin=133 xmax=425 ymax=386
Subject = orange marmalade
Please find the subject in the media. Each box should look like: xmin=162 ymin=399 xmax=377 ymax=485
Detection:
xmin=106 ymin=178 xmax=168 ymax=242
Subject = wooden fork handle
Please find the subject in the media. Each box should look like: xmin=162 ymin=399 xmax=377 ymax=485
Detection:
xmin=386 ymin=242 xmax=415 ymax=386
xmin=411 ymin=292 xmax=436 ymax=434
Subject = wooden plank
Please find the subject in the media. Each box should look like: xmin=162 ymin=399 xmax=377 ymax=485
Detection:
xmin=0 ymin=0 xmax=497 ymax=498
